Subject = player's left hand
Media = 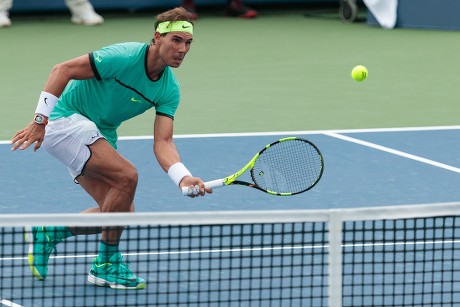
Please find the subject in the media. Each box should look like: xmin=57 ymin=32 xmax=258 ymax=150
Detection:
xmin=180 ymin=176 xmax=213 ymax=197
xmin=10 ymin=121 xmax=46 ymax=152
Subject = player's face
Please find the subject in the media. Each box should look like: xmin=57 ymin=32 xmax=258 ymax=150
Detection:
xmin=158 ymin=32 xmax=193 ymax=68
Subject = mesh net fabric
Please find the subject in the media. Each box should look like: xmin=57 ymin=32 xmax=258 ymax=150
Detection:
xmin=1 ymin=203 xmax=460 ymax=306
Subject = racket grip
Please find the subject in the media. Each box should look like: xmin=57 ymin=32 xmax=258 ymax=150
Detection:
xmin=181 ymin=179 xmax=225 ymax=196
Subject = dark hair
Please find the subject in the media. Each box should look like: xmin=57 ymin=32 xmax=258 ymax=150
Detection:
xmin=151 ymin=7 xmax=194 ymax=44
xmin=154 ymin=7 xmax=194 ymax=31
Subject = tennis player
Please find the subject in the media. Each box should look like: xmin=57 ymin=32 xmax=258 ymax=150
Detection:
xmin=11 ymin=7 xmax=211 ymax=290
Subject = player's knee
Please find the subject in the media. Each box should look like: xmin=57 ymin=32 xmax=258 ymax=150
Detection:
xmin=125 ymin=167 xmax=139 ymax=190
xmin=117 ymin=165 xmax=138 ymax=193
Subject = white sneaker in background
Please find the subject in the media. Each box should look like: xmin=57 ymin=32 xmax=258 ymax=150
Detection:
xmin=0 ymin=10 xmax=11 ymax=27
xmin=67 ymin=0 xmax=104 ymax=26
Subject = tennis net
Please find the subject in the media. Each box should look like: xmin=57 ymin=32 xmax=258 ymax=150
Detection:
xmin=1 ymin=202 xmax=460 ymax=306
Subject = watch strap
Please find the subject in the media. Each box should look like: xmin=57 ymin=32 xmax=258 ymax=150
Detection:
xmin=34 ymin=114 xmax=48 ymax=126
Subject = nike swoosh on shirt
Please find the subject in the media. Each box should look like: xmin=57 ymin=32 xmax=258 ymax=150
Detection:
xmin=131 ymin=97 xmax=142 ymax=103
xmin=94 ymin=53 xmax=102 ymax=63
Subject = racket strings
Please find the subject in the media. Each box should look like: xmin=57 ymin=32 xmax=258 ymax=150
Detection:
xmin=251 ymin=139 xmax=323 ymax=194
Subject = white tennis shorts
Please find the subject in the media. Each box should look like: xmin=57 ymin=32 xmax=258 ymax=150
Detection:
xmin=42 ymin=113 xmax=105 ymax=180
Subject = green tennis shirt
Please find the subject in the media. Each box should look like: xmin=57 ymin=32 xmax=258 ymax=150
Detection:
xmin=50 ymin=42 xmax=180 ymax=148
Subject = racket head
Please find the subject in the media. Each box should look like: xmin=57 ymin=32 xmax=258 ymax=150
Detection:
xmin=249 ymin=137 xmax=324 ymax=196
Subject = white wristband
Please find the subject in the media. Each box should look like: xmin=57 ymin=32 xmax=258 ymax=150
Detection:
xmin=168 ymin=162 xmax=192 ymax=187
xmin=35 ymin=91 xmax=58 ymax=117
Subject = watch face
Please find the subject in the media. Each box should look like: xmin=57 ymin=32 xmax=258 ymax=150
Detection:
xmin=34 ymin=115 xmax=44 ymax=124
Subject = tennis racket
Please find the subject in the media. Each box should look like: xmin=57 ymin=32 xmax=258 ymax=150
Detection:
xmin=182 ymin=137 xmax=324 ymax=196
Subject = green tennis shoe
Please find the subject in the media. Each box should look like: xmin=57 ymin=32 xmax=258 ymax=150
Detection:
xmin=88 ymin=252 xmax=146 ymax=290
xmin=24 ymin=226 xmax=62 ymax=280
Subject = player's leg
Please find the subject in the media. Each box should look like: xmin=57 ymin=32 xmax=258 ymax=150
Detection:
xmin=25 ymin=114 xmax=129 ymax=282
xmin=24 ymin=115 xmax=103 ymax=280
xmin=77 ymin=141 xmax=145 ymax=289
xmin=77 ymin=138 xmax=137 ymax=246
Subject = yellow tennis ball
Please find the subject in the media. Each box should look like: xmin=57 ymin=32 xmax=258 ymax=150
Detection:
xmin=351 ymin=65 xmax=368 ymax=82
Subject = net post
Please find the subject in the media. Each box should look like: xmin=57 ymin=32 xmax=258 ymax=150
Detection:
xmin=328 ymin=211 xmax=343 ymax=307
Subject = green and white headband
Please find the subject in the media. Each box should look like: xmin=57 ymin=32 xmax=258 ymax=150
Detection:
xmin=156 ymin=21 xmax=193 ymax=35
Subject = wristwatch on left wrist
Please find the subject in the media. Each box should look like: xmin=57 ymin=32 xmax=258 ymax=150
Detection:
xmin=33 ymin=114 xmax=48 ymax=126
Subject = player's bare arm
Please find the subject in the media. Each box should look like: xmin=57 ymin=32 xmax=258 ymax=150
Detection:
xmin=10 ymin=55 xmax=95 ymax=152
xmin=153 ymin=114 xmax=211 ymax=197
xmin=43 ymin=54 xmax=95 ymax=96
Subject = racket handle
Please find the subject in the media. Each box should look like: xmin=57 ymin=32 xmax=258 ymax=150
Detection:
xmin=181 ymin=179 xmax=225 ymax=196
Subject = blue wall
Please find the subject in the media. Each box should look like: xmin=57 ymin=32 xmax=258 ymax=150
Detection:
xmin=368 ymin=0 xmax=460 ymax=30
xmin=11 ymin=0 xmax=338 ymax=13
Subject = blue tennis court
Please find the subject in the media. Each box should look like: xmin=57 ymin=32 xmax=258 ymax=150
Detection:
xmin=1 ymin=126 xmax=460 ymax=213
xmin=2 ymin=126 xmax=460 ymax=306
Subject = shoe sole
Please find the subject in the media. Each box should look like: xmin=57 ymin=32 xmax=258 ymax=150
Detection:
xmin=88 ymin=273 xmax=146 ymax=290
xmin=24 ymin=227 xmax=45 ymax=281
xmin=70 ymin=16 xmax=104 ymax=26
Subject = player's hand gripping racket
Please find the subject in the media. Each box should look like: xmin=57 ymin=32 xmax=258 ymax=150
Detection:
xmin=182 ymin=137 xmax=324 ymax=196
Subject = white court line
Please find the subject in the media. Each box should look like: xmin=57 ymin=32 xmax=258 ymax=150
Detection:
xmin=2 ymin=125 xmax=460 ymax=144
xmin=324 ymin=132 xmax=460 ymax=174
xmin=2 ymin=238 xmax=459 ymax=262
xmin=3 ymin=125 xmax=460 ymax=174
xmin=1 ymin=238 xmax=459 ymax=263
xmin=118 ymin=125 xmax=460 ymax=140
xmin=0 ymin=298 xmax=23 ymax=307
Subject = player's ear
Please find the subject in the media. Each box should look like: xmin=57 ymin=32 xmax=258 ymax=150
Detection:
xmin=153 ymin=31 xmax=162 ymax=44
